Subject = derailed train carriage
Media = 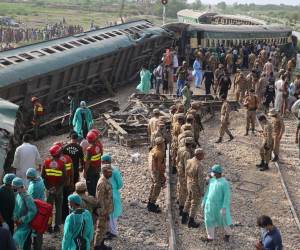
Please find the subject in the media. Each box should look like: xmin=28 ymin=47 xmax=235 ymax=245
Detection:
xmin=164 ymin=22 xmax=296 ymax=59
xmin=0 ymin=20 xmax=174 ymax=120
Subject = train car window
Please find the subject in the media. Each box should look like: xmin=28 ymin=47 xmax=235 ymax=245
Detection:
xmin=85 ymin=37 xmax=97 ymax=42
xmin=113 ymin=31 xmax=122 ymax=35
xmin=70 ymin=41 xmax=82 ymax=47
xmin=61 ymin=43 xmax=74 ymax=49
xmin=124 ymin=29 xmax=134 ymax=34
xmin=52 ymin=46 xmax=66 ymax=52
xmin=19 ymin=53 xmax=35 ymax=60
xmin=77 ymin=39 xmax=90 ymax=45
xmin=0 ymin=59 xmax=13 ymax=66
xmin=7 ymin=56 xmax=24 ymax=63
xmin=136 ymin=25 xmax=145 ymax=30
xmin=105 ymin=32 xmax=116 ymax=37
xmin=42 ymin=48 xmax=56 ymax=54
xmin=30 ymin=51 xmax=46 ymax=57
xmin=100 ymin=34 xmax=110 ymax=39
xmin=120 ymin=30 xmax=130 ymax=35
xmin=93 ymin=36 xmax=103 ymax=41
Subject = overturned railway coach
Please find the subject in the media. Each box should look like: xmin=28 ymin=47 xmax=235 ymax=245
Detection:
xmin=164 ymin=22 xmax=295 ymax=58
xmin=0 ymin=20 xmax=174 ymax=116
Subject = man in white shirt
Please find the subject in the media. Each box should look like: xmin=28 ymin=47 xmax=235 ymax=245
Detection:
xmin=11 ymin=134 xmax=41 ymax=186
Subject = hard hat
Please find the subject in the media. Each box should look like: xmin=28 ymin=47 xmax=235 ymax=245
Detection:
xmin=49 ymin=144 xmax=62 ymax=157
xmin=3 ymin=173 xmax=16 ymax=185
xmin=12 ymin=177 xmax=24 ymax=188
xmin=86 ymin=131 xmax=97 ymax=143
xmin=90 ymin=128 xmax=101 ymax=137
xmin=26 ymin=168 xmax=37 ymax=178
xmin=31 ymin=96 xmax=38 ymax=102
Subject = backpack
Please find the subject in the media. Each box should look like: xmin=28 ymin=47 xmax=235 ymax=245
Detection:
xmin=30 ymin=199 xmax=53 ymax=234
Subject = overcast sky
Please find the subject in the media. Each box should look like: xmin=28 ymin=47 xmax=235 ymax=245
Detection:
xmin=187 ymin=0 xmax=300 ymax=6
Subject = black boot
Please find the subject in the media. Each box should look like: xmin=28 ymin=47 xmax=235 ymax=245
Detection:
xmin=224 ymin=235 xmax=230 ymax=242
xmin=181 ymin=212 xmax=189 ymax=224
xmin=100 ymin=240 xmax=112 ymax=250
xmin=172 ymin=166 xmax=177 ymax=174
xmin=260 ymin=163 xmax=270 ymax=171
xmin=244 ymin=130 xmax=249 ymax=136
xmin=147 ymin=202 xmax=161 ymax=213
xmin=252 ymin=129 xmax=255 ymax=135
xmin=272 ymin=154 xmax=279 ymax=162
xmin=256 ymin=160 xmax=264 ymax=168
xmin=179 ymin=206 xmax=184 ymax=216
xmin=229 ymin=135 xmax=234 ymax=141
xmin=188 ymin=217 xmax=200 ymax=228
xmin=215 ymin=137 xmax=222 ymax=143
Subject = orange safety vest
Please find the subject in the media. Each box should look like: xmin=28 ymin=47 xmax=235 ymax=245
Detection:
xmin=60 ymin=154 xmax=73 ymax=177
xmin=34 ymin=102 xmax=44 ymax=116
xmin=86 ymin=143 xmax=102 ymax=168
xmin=43 ymin=157 xmax=64 ymax=187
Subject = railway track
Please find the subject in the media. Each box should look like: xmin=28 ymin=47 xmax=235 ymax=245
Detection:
xmin=271 ymin=114 xmax=300 ymax=232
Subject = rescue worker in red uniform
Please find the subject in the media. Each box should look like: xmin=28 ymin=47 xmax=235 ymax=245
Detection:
xmin=53 ymin=142 xmax=74 ymax=222
xmin=42 ymin=144 xmax=66 ymax=233
xmin=85 ymin=131 xmax=103 ymax=196
xmin=31 ymin=96 xmax=44 ymax=140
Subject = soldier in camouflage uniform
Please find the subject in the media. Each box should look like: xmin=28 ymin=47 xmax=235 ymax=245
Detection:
xmin=188 ymin=101 xmax=203 ymax=145
xmin=94 ymin=164 xmax=113 ymax=250
xmin=150 ymin=121 xmax=168 ymax=152
xmin=182 ymin=148 xmax=205 ymax=228
xmin=147 ymin=137 xmax=166 ymax=213
xmin=171 ymin=113 xmax=185 ymax=173
xmin=256 ymin=115 xmax=273 ymax=171
xmin=216 ymin=95 xmax=234 ymax=143
xmin=176 ymin=137 xmax=194 ymax=216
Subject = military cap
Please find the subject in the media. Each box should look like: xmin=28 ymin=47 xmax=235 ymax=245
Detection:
xmin=268 ymin=108 xmax=278 ymax=117
xmin=75 ymin=181 xmax=87 ymax=192
xmin=191 ymin=102 xmax=201 ymax=108
xmin=186 ymin=114 xmax=194 ymax=120
xmin=3 ymin=173 xmax=16 ymax=185
xmin=177 ymin=113 xmax=185 ymax=119
xmin=212 ymin=164 xmax=223 ymax=174
xmin=184 ymin=137 xmax=194 ymax=144
xmin=153 ymin=109 xmax=160 ymax=114
xmin=68 ymin=194 xmax=82 ymax=205
xmin=155 ymin=137 xmax=164 ymax=145
xmin=181 ymin=124 xmax=192 ymax=131
xmin=195 ymin=148 xmax=204 ymax=155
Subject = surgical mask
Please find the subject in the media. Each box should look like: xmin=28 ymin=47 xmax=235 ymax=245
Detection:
xmin=210 ymin=172 xmax=215 ymax=177
xmin=69 ymin=206 xmax=74 ymax=212
xmin=68 ymin=96 xmax=72 ymax=100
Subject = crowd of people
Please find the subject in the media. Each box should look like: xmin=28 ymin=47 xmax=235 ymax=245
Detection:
xmin=0 ymin=91 xmax=124 ymax=250
xmin=0 ymin=19 xmax=84 ymax=51
xmin=1 ymin=39 xmax=298 ymax=249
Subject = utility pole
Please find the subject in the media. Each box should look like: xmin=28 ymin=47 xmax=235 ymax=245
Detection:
xmin=161 ymin=0 xmax=168 ymax=25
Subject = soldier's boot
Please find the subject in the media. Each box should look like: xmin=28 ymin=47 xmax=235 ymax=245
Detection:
xmin=181 ymin=212 xmax=189 ymax=224
xmin=172 ymin=166 xmax=177 ymax=174
xmin=256 ymin=160 xmax=265 ymax=168
xmin=271 ymin=154 xmax=279 ymax=162
xmin=229 ymin=135 xmax=234 ymax=141
xmin=244 ymin=130 xmax=249 ymax=136
xmin=252 ymin=128 xmax=255 ymax=135
xmin=148 ymin=202 xmax=161 ymax=213
xmin=99 ymin=240 xmax=112 ymax=250
xmin=179 ymin=206 xmax=184 ymax=216
xmin=260 ymin=163 xmax=270 ymax=171
xmin=188 ymin=217 xmax=200 ymax=228
xmin=215 ymin=137 xmax=222 ymax=143
xmin=224 ymin=235 xmax=230 ymax=242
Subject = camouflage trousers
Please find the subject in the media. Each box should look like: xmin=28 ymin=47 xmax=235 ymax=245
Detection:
xmin=219 ymin=121 xmax=232 ymax=138
xmin=94 ymin=215 xmax=108 ymax=246
xmin=183 ymin=184 xmax=201 ymax=217
xmin=246 ymin=110 xmax=256 ymax=131
xmin=235 ymin=89 xmax=246 ymax=103
xmin=149 ymin=170 xmax=162 ymax=203
xmin=260 ymin=142 xmax=273 ymax=163
xmin=177 ymin=166 xmax=187 ymax=207
xmin=171 ymin=142 xmax=178 ymax=168
xmin=273 ymin=135 xmax=282 ymax=156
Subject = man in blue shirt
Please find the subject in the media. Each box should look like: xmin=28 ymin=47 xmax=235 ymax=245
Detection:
xmin=256 ymin=215 xmax=283 ymax=250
